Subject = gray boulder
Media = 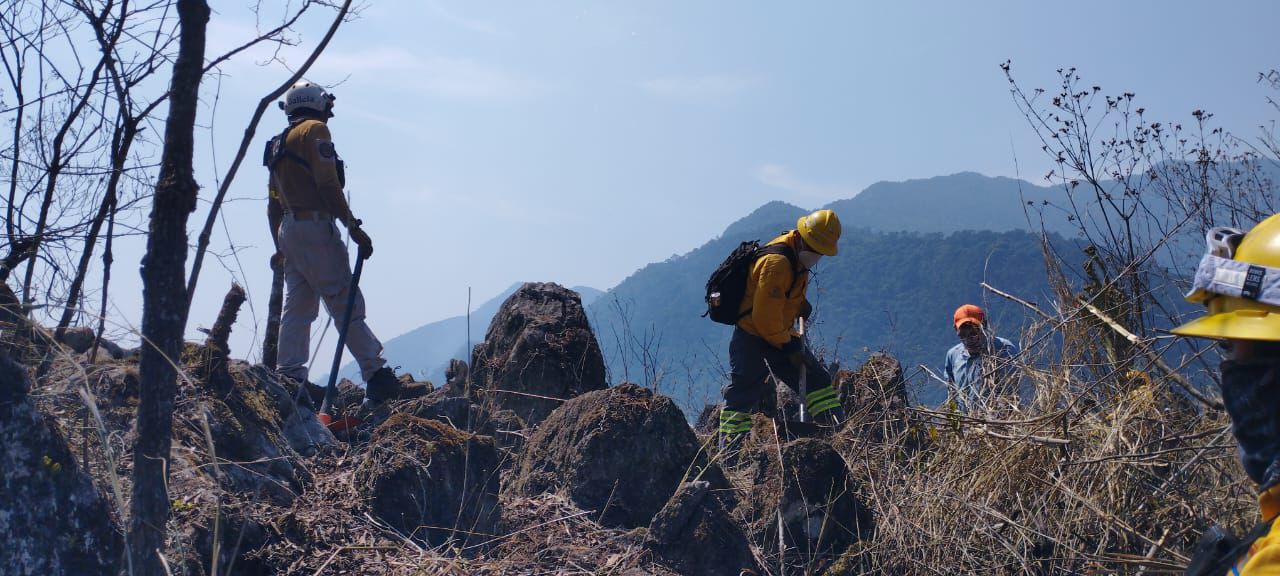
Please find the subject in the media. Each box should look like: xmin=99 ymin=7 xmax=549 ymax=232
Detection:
xmin=57 ymin=326 xmax=126 ymax=359
xmin=647 ymin=480 xmax=758 ymax=576
xmin=409 ymin=388 xmax=527 ymax=453
xmin=355 ymin=414 xmax=502 ymax=547
xmin=470 ymin=282 xmax=606 ymax=426
xmin=739 ymin=438 xmax=874 ymax=570
xmin=508 ymin=383 xmax=725 ymax=529
xmin=0 ymin=351 xmax=121 ymax=575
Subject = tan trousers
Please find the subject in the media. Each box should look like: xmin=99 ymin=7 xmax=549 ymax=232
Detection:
xmin=277 ymin=216 xmax=385 ymax=383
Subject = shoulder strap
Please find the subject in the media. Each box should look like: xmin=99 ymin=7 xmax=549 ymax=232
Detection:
xmin=758 ymin=243 xmax=803 ymax=297
xmin=267 ymin=121 xmax=312 ymax=173
xmin=737 ymin=243 xmax=804 ymax=322
xmin=758 ymin=243 xmax=797 ymax=272
xmin=1187 ymin=518 xmax=1274 ymax=576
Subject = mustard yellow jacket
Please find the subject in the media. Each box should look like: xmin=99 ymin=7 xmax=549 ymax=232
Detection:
xmin=737 ymin=231 xmax=809 ymax=348
xmin=1236 ymin=487 xmax=1280 ymax=574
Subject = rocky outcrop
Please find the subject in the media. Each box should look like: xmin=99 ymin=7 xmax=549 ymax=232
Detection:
xmin=470 ymin=282 xmax=606 ymax=427
xmin=57 ymin=326 xmax=127 ymax=360
xmin=248 ymin=365 xmax=341 ymax=457
xmin=355 ymin=414 xmax=502 ymax=547
xmin=508 ymin=383 xmax=724 ymax=529
xmin=739 ymin=438 xmax=874 ymax=570
xmin=838 ymin=353 xmax=922 ymax=446
xmin=647 ymin=480 xmax=758 ymax=576
xmin=174 ymin=354 xmax=334 ymax=504
xmin=0 ymin=351 xmax=120 ymax=575
xmin=411 ymin=385 xmax=527 ymax=453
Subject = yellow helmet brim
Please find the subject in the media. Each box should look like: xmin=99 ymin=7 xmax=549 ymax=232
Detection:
xmin=1171 ymin=308 xmax=1280 ymax=342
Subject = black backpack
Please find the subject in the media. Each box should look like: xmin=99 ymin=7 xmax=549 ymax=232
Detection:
xmin=262 ymin=122 xmax=346 ymax=187
xmin=703 ymin=240 xmax=797 ymax=325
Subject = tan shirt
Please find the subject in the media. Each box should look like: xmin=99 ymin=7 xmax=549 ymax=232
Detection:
xmin=267 ymin=119 xmax=353 ymax=223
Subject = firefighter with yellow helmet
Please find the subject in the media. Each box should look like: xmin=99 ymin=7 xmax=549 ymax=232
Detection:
xmin=1174 ymin=213 xmax=1280 ymax=575
xmin=718 ymin=209 xmax=846 ymax=456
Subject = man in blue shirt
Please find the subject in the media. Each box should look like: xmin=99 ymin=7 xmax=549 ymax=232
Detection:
xmin=944 ymin=304 xmax=1019 ymax=411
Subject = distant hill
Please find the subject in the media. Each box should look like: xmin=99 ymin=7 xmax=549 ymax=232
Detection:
xmin=326 ymin=283 xmax=604 ymax=385
xmin=586 ymin=169 xmax=1245 ymax=418
xmin=587 ymin=192 xmax=1085 ymax=415
xmin=829 ymin=172 xmax=1075 ymax=236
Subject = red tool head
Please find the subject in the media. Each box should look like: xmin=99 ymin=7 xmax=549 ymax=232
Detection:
xmin=318 ymin=412 xmax=361 ymax=433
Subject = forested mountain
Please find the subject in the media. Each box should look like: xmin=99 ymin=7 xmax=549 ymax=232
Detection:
xmin=587 ymin=191 xmax=1084 ymax=414
xmin=828 ymin=172 xmax=1074 ymax=235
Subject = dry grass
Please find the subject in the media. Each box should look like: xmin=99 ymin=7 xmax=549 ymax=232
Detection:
xmin=821 ymin=298 xmax=1255 ymax=575
xmin=21 ymin=278 xmax=1258 ymax=575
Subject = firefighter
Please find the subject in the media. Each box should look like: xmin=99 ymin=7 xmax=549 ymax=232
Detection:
xmin=944 ymin=303 xmax=1020 ymax=411
xmin=719 ymin=209 xmax=846 ymax=455
xmin=265 ymin=81 xmax=423 ymax=404
xmin=1173 ymin=214 xmax=1280 ymax=575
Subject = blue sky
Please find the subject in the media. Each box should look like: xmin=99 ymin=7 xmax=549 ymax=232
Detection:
xmin=97 ymin=1 xmax=1279 ymax=373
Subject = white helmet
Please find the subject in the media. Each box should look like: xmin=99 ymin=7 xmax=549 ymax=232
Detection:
xmin=280 ymin=81 xmax=334 ymax=116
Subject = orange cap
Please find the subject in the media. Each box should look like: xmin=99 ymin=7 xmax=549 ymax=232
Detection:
xmin=953 ymin=304 xmax=985 ymax=330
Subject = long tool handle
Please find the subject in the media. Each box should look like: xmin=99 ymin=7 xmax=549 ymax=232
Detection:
xmin=797 ymin=317 xmax=808 ymax=423
xmin=320 ymin=254 xmax=365 ymax=417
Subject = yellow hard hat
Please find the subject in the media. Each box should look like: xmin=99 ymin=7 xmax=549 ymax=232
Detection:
xmin=1172 ymin=212 xmax=1280 ymax=341
xmin=797 ymin=209 xmax=842 ymax=256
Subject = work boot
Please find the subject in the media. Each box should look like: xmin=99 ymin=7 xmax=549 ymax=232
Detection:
xmin=813 ymin=405 xmax=846 ymax=429
xmin=278 ymin=372 xmax=324 ymax=408
xmin=364 ymin=367 xmax=401 ymax=403
xmin=396 ymin=373 xmax=431 ymax=400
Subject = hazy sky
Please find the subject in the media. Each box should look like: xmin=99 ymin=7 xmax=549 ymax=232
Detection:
xmin=93 ymin=1 xmax=1279 ymax=374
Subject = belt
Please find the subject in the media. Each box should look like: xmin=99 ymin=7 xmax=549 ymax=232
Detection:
xmin=288 ymin=210 xmax=333 ymax=221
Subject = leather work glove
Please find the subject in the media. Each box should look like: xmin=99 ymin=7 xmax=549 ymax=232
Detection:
xmin=1219 ymin=360 xmax=1280 ymax=488
xmin=782 ymin=337 xmax=807 ymax=370
xmin=348 ymin=224 xmax=373 ymax=259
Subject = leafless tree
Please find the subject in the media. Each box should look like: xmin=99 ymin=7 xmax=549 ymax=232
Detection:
xmin=1 ymin=0 xmax=357 ymax=571
xmin=1002 ymin=61 xmax=1278 ymax=394
xmin=1 ymin=0 xmax=350 ymax=354
xmin=129 ymin=2 xmax=208 ymax=572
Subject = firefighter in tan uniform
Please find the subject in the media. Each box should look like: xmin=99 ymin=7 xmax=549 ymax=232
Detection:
xmin=264 ymin=82 xmax=421 ymax=403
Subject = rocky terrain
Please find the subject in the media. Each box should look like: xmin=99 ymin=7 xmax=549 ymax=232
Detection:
xmin=0 ymin=281 xmax=1255 ymax=574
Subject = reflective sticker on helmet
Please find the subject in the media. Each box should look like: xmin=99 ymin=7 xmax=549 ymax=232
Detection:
xmin=1214 ymin=266 xmax=1247 ymax=289
xmin=316 ymin=140 xmax=336 ymax=161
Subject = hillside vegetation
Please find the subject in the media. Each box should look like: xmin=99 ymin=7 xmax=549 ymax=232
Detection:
xmin=0 ymin=278 xmax=1254 ymax=575
xmin=588 ymin=195 xmax=1087 ymax=412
